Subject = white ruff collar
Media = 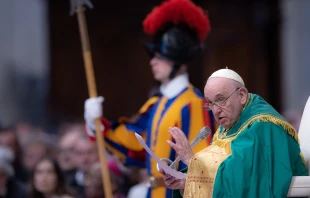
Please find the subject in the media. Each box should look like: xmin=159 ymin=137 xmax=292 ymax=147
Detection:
xmin=160 ymin=73 xmax=189 ymax=99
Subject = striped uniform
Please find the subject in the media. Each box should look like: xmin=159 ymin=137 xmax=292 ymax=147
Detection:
xmin=87 ymin=76 xmax=215 ymax=198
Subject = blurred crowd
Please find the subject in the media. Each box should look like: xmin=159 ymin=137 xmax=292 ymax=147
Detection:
xmin=0 ymin=112 xmax=304 ymax=198
xmin=0 ymin=122 xmax=148 ymax=198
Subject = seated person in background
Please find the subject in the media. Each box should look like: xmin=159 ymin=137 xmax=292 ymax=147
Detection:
xmin=0 ymin=146 xmax=27 ymax=198
xmin=57 ymin=124 xmax=84 ymax=186
xmin=69 ymin=134 xmax=99 ymax=198
xmin=29 ymin=157 xmax=75 ymax=198
xmin=127 ymin=168 xmax=149 ymax=198
xmin=85 ymin=158 xmax=126 ymax=198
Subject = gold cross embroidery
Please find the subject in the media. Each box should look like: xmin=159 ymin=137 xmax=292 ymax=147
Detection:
xmin=218 ymin=130 xmax=228 ymax=139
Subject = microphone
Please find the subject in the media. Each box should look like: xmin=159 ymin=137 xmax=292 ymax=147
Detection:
xmin=169 ymin=126 xmax=211 ymax=168
xmin=189 ymin=126 xmax=211 ymax=148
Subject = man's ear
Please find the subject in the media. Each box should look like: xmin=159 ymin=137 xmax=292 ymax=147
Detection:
xmin=239 ymin=87 xmax=248 ymax=105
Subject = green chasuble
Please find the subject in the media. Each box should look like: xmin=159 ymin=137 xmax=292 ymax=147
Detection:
xmin=180 ymin=93 xmax=308 ymax=198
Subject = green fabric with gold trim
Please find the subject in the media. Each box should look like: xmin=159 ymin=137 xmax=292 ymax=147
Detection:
xmin=212 ymin=93 xmax=308 ymax=197
xmin=173 ymin=93 xmax=307 ymax=198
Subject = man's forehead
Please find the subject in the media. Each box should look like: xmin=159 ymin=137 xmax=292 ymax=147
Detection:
xmin=205 ymin=78 xmax=232 ymax=90
xmin=204 ymin=78 xmax=232 ymax=97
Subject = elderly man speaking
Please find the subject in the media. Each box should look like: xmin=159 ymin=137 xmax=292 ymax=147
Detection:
xmin=163 ymin=68 xmax=308 ymax=198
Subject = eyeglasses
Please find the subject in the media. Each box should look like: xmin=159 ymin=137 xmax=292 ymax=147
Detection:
xmin=203 ymin=88 xmax=241 ymax=111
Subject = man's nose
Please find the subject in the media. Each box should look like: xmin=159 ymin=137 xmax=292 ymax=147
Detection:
xmin=212 ymin=105 xmax=222 ymax=114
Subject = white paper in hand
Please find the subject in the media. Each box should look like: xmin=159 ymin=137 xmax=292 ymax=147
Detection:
xmin=134 ymin=133 xmax=186 ymax=179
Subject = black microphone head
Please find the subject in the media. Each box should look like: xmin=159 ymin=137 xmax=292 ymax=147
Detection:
xmin=198 ymin=126 xmax=211 ymax=140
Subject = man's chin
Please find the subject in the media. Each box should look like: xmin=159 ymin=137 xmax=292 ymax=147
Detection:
xmin=218 ymin=118 xmax=229 ymax=129
xmin=218 ymin=118 xmax=224 ymax=124
xmin=153 ymin=75 xmax=162 ymax=80
xmin=154 ymin=77 xmax=165 ymax=83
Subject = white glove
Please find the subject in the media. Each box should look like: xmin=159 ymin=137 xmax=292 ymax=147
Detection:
xmin=84 ymin=96 xmax=104 ymax=131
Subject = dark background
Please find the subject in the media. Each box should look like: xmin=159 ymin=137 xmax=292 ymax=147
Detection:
xmin=48 ymin=0 xmax=281 ymax=122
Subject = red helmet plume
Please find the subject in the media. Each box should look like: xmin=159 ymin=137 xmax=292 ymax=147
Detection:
xmin=143 ymin=0 xmax=211 ymax=43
